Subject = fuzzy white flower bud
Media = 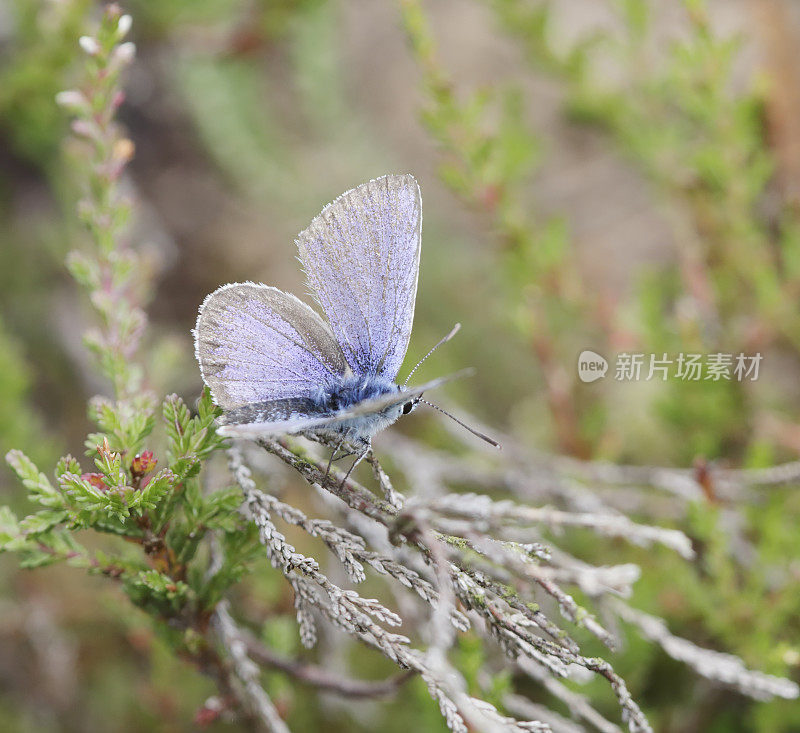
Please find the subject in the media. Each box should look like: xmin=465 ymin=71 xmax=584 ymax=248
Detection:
xmin=112 ymin=41 xmax=136 ymax=66
xmin=78 ymin=35 xmax=100 ymax=55
xmin=55 ymin=90 xmax=86 ymax=110
xmin=117 ymin=14 xmax=132 ymax=38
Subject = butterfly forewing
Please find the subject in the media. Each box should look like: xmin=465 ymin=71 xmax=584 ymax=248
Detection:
xmin=296 ymin=174 xmax=422 ymax=382
xmin=194 ymin=282 xmax=348 ymax=410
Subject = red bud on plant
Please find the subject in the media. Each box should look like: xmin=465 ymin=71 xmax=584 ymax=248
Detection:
xmin=81 ymin=473 xmax=108 ymax=492
xmin=131 ymin=450 xmax=157 ymax=478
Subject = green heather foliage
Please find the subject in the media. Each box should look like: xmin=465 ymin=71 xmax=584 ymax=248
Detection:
xmin=1 ymin=6 xmax=277 ymax=727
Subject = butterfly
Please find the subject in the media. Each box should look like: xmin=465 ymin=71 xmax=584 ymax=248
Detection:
xmin=194 ymin=174 xmax=499 ymax=481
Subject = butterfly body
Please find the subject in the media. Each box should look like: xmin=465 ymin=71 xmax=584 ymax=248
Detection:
xmin=218 ymin=374 xmax=414 ymax=449
xmin=309 ymin=375 xmax=411 ymax=443
xmin=313 ymin=374 xmax=400 ymax=412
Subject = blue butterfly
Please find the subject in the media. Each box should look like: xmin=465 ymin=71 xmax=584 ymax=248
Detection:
xmin=195 ymin=174 xmax=498 ymax=479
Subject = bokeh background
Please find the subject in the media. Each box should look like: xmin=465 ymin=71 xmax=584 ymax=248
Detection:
xmin=3 ymin=0 xmax=800 ymax=730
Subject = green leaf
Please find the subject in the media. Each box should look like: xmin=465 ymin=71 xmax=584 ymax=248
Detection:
xmin=171 ymin=455 xmax=200 ymax=481
xmin=168 ymin=390 xmax=226 ymax=454
xmin=88 ymin=395 xmax=120 ymax=434
xmin=0 ymin=506 xmax=22 ymax=548
xmin=94 ymin=447 xmax=127 ymax=488
xmin=6 ymin=450 xmax=63 ymax=508
xmin=197 ymin=386 xmax=221 ymax=422
xmin=198 ymin=522 xmax=260 ymax=607
xmin=19 ymin=509 xmax=69 ymax=535
xmin=187 ymin=426 xmax=209 ymax=454
xmin=65 ymin=250 xmax=101 ymax=290
xmin=84 ymin=432 xmax=107 ymax=455
xmin=199 ymin=487 xmax=243 ymax=530
xmin=19 ymin=548 xmax=61 ymax=568
xmin=47 ymin=529 xmax=86 ymax=558
xmin=124 ymin=569 xmax=191 ymax=614
xmin=57 ymin=473 xmax=130 ymax=522
xmin=15 ymin=530 xmax=86 ymax=569
xmin=87 ymin=397 xmax=156 ymax=455
xmin=163 ymin=393 xmax=191 ymax=447
xmin=59 ymin=472 xmax=106 ymax=503
xmin=55 ymin=454 xmax=81 ymax=477
xmin=138 ymin=468 xmax=176 ymax=510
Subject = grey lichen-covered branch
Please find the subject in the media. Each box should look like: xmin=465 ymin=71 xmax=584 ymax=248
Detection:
xmin=238 ymin=440 xmax=652 ymax=730
xmin=222 ymin=429 xmax=799 ymax=732
xmin=229 ymin=445 xmax=548 ymax=732
xmin=613 ymin=601 xmax=800 ymax=701
xmin=420 ymin=493 xmax=695 ymax=559
xmin=213 ymin=601 xmax=290 ymax=733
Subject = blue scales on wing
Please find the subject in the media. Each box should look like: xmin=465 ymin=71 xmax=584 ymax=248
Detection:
xmin=296 ymin=174 xmax=422 ymax=382
xmin=194 ymin=282 xmax=349 ymax=410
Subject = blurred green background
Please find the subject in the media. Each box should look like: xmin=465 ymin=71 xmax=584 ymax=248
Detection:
xmin=3 ymin=0 xmax=800 ymax=730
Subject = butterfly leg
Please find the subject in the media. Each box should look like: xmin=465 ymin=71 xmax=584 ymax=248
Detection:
xmin=339 ymin=440 xmax=371 ymax=489
xmin=325 ymin=438 xmax=346 ymax=480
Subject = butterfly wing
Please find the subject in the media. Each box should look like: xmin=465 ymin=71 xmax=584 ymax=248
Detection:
xmin=194 ymin=282 xmax=348 ymax=410
xmin=296 ymin=174 xmax=422 ymax=382
xmin=217 ymin=396 xmax=322 ymax=430
xmin=217 ymin=371 xmax=473 ymax=439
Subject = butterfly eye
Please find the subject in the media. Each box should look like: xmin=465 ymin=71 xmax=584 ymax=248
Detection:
xmin=402 ymin=401 xmax=414 ymax=415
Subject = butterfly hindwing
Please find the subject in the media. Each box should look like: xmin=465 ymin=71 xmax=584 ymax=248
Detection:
xmin=219 ymin=396 xmax=323 ymax=427
xmin=216 ymin=372 xmax=472 ymax=439
xmin=296 ymin=174 xmax=422 ymax=382
xmin=194 ymin=282 xmax=348 ymax=410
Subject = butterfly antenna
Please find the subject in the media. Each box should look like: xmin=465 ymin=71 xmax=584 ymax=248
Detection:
xmin=403 ymin=323 xmax=461 ymax=386
xmin=420 ymin=399 xmax=502 ymax=449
